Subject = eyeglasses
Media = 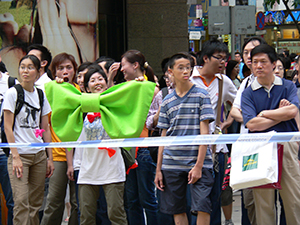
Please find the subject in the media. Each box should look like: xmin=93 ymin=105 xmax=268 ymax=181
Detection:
xmin=176 ymin=66 xmax=192 ymax=72
xmin=211 ymin=55 xmax=226 ymax=62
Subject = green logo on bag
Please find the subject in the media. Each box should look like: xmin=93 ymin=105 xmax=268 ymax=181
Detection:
xmin=243 ymin=153 xmax=258 ymax=171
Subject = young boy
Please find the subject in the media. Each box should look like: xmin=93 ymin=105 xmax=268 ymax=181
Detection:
xmin=155 ymin=53 xmax=215 ymax=225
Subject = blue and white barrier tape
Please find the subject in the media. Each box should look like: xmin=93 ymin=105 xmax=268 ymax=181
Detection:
xmin=1 ymin=132 xmax=300 ymax=149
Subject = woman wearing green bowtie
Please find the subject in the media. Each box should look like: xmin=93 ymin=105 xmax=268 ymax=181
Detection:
xmin=77 ymin=65 xmax=128 ymax=225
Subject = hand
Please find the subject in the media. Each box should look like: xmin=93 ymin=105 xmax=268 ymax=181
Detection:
xmin=55 ymin=77 xmax=64 ymax=84
xmin=46 ymin=159 xmax=55 ymax=178
xmin=12 ymin=156 xmax=23 ymax=178
xmin=135 ymin=76 xmax=145 ymax=82
xmin=188 ymin=166 xmax=202 ymax=184
xmin=108 ymin=62 xmax=120 ymax=80
xmin=154 ymin=170 xmax=164 ymax=191
xmin=38 ymin=0 xmax=80 ymax=64
xmin=66 ymin=165 xmax=74 ymax=181
xmin=279 ymin=99 xmax=291 ymax=108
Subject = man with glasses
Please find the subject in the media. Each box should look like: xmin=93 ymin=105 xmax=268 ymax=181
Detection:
xmin=190 ymin=39 xmax=237 ymax=225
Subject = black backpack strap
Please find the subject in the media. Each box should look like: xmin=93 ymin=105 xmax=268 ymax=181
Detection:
xmin=13 ymin=84 xmax=25 ymax=129
xmin=14 ymin=84 xmax=25 ymax=117
xmin=36 ymin=87 xmax=44 ymax=122
xmin=8 ymin=76 xmax=17 ymax=88
xmin=161 ymin=87 xmax=168 ymax=100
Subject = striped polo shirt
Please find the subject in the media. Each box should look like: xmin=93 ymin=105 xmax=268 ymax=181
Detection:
xmin=157 ymin=85 xmax=215 ymax=171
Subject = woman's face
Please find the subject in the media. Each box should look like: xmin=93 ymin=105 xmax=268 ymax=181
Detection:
xmin=19 ymin=58 xmax=39 ymax=84
xmin=274 ymin=60 xmax=284 ymax=78
xmin=56 ymin=59 xmax=75 ymax=84
xmin=232 ymin=64 xmax=240 ymax=78
xmin=77 ymin=68 xmax=88 ymax=92
xmin=121 ymin=57 xmax=137 ymax=81
xmin=87 ymin=73 xmax=107 ymax=94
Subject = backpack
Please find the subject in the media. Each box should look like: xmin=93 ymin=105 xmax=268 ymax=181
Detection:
xmin=1 ymin=84 xmax=44 ymax=156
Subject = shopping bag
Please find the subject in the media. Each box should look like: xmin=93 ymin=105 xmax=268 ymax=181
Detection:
xmin=230 ymin=141 xmax=278 ymax=190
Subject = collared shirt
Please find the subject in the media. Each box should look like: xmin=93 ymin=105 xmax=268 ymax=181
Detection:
xmin=241 ymin=75 xmax=299 ymax=133
xmin=190 ymin=66 xmax=237 ymax=153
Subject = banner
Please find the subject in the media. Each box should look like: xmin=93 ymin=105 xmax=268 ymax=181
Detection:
xmin=0 ymin=0 xmax=98 ymax=77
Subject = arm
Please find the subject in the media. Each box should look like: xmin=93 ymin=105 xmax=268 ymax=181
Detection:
xmin=245 ymin=117 xmax=281 ymax=132
xmin=154 ymin=129 xmax=166 ymax=191
xmin=188 ymin=119 xmax=210 ymax=184
xmin=4 ymin=110 xmax=23 ymax=178
xmin=259 ymin=102 xmax=298 ymax=122
xmin=220 ymin=112 xmax=234 ymax=131
xmin=41 ymin=114 xmax=54 ymax=178
xmin=230 ymin=107 xmax=244 ymax=123
xmin=66 ymin=148 xmax=75 ymax=181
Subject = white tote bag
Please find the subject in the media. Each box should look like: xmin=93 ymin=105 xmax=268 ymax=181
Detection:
xmin=230 ymin=141 xmax=278 ymax=190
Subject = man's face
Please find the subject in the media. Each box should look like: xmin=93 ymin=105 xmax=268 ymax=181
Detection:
xmin=243 ymin=40 xmax=260 ymax=71
xmin=169 ymin=58 xmax=191 ymax=83
xmin=204 ymin=52 xmax=227 ymax=74
xmin=235 ymin=54 xmax=241 ymax=62
xmin=252 ymin=53 xmax=276 ymax=79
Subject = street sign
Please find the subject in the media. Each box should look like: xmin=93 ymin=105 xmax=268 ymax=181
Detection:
xmin=208 ymin=6 xmax=230 ymax=35
xmin=256 ymin=11 xmax=265 ymax=30
xmin=189 ymin=31 xmax=202 ymax=40
xmin=233 ymin=6 xmax=256 ymax=34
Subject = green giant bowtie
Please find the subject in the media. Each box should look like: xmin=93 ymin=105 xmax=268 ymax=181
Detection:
xmin=45 ymin=80 xmax=156 ymax=142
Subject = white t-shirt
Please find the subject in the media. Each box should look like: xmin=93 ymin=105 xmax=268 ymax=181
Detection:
xmin=35 ymin=72 xmax=52 ymax=91
xmin=0 ymin=73 xmax=19 ymax=154
xmin=3 ymin=86 xmax=51 ymax=154
xmin=77 ymin=114 xmax=125 ymax=185
xmin=73 ymin=128 xmax=85 ymax=171
xmin=232 ymin=74 xmax=255 ymax=134
xmin=190 ymin=66 xmax=237 ymax=153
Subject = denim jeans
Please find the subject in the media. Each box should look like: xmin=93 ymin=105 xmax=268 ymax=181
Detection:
xmin=0 ymin=154 xmax=13 ymax=225
xmin=125 ymin=148 xmax=157 ymax=225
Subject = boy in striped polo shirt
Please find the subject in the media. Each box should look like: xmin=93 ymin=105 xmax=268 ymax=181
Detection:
xmin=155 ymin=53 xmax=215 ymax=225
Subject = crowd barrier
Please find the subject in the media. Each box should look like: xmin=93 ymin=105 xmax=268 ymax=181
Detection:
xmin=1 ymin=132 xmax=300 ymax=149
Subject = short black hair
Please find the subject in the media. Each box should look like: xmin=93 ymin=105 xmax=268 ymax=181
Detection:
xmin=251 ymin=44 xmax=277 ymax=64
xmin=241 ymin=36 xmax=267 ymax=56
xmin=168 ymin=53 xmax=191 ymax=69
xmin=84 ymin=64 xmax=107 ymax=92
xmin=198 ymin=39 xmax=228 ymax=66
xmin=161 ymin=57 xmax=170 ymax=74
xmin=235 ymin=52 xmax=242 ymax=57
xmin=27 ymin=44 xmax=52 ymax=71
xmin=19 ymin=55 xmax=41 ymax=71
xmin=95 ymin=56 xmax=115 ymax=73
xmin=78 ymin=62 xmax=93 ymax=73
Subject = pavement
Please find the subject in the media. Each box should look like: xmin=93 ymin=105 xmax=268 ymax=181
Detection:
xmin=61 ymin=190 xmax=243 ymax=225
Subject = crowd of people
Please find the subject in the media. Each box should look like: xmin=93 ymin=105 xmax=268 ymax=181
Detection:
xmin=0 ymin=36 xmax=300 ymax=225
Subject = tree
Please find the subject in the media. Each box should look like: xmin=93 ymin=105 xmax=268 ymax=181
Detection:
xmin=264 ymin=0 xmax=300 ymax=37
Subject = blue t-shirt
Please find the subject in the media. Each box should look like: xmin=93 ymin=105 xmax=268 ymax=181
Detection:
xmin=157 ymin=85 xmax=215 ymax=171
xmin=241 ymin=77 xmax=299 ymax=133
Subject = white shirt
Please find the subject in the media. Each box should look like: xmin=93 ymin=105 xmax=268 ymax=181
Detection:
xmin=190 ymin=66 xmax=237 ymax=153
xmin=35 ymin=72 xmax=52 ymax=91
xmin=0 ymin=73 xmax=19 ymax=154
xmin=3 ymin=87 xmax=52 ymax=154
xmin=232 ymin=74 xmax=255 ymax=134
xmin=73 ymin=128 xmax=85 ymax=171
